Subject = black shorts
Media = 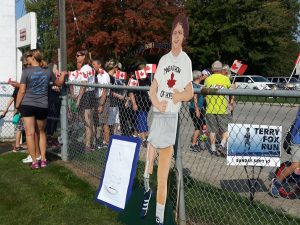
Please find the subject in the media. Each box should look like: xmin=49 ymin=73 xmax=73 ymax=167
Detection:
xmin=19 ymin=105 xmax=48 ymax=120
xmin=79 ymin=91 xmax=96 ymax=110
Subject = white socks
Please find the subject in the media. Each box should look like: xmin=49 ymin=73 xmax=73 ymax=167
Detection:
xmin=211 ymin=144 xmax=216 ymax=152
xmin=156 ymin=203 xmax=165 ymax=223
xmin=144 ymin=173 xmax=150 ymax=192
xmin=221 ymin=140 xmax=226 ymax=148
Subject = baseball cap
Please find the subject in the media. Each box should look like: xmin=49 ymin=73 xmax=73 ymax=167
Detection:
xmin=211 ymin=60 xmax=223 ymax=71
xmin=202 ymin=69 xmax=211 ymax=76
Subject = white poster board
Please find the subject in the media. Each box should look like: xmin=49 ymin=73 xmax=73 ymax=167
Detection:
xmin=96 ymin=135 xmax=141 ymax=211
xmin=227 ymin=124 xmax=282 ymax=167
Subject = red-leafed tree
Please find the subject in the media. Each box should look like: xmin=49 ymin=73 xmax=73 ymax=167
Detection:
xmin=66 ymin=0 xmax=183 ymax=65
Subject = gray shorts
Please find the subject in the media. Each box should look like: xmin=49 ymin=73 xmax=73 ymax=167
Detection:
xmin=206 ymin=114 xmax=231 ymax=134
xmin=291 ymin=144 xmax=300 ymax=162
xmin=147 ymin=112 xmax=178 ymax=149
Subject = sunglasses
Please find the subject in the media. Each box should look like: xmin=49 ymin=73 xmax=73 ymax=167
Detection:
xmin=76 ymin=54 xmax=83 ymax=57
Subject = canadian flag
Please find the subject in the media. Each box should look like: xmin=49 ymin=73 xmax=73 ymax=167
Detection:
xmin=87 ymin=69 xmax=95 ymax=76
xmin=295 ymin=53 xmax=300 ymax=65
xmin=145 ymin=64 xmax=157 ymax=74
xmin=81 ymin=71 xmax=88 ymax=78
xmin=135 ymin=69 xmax=147 ymax=79
xmin=98 ymin=69 xmax=106 ymax=75
xmin=230 ymin=60 xmax=248 ymax=75
xmin=68 ymin=70 xmax=79 ymax=78
xmin=128 ymin=78 xmax=139 ymax=86
xmin=116 ymin=71 xmax=127 ymax=80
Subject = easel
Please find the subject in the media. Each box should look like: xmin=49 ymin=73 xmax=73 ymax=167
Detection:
xmin=244 ymin=165 xmax=263 ymax=205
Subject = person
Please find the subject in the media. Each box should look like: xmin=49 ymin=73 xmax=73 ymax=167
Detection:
xmin=0 ymin=80 xmax=26 ymax=152
xmin=244 ymin=127 xmax=251 ymax=152
xmin=270 ymin=107 xmax=300 ymax=197
xmin=46 ymin=63 xmax=61 ymax=147
xmin=204 ymin=60 xmax=231 ymax=157
xmin=15 ymin=49 xmax=66 ymax=169
xmin=222 ymin=64 xmax=235 ymax=115
xmin=75 ymin=50 xmax=96 ymax=151
xmin=129 ymin=63 xmax=152 ymax=147
xmin=92 ymin=58 xmax=111 ymax=148
xmin=189 ymin=70 xmax=205 ymax=152
xmin=140 ymin=13 xmax=193 ymax=225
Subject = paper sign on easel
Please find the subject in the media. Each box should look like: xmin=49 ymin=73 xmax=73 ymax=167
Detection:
xmin=96 ymin=135 xmax=141 ymax=211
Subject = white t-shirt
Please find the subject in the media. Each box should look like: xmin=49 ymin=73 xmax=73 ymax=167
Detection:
xmin=80 ymin=64 xmax=95 ymax=91
xmin=69 ymin=70 xmax=84 ymax=97
xmin=96 ymin=69 xmax=110 ymax=97
xmin=154 ymin=51 xmax=192 ymax=113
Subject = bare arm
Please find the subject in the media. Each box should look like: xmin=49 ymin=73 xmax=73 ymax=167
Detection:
xmin=53 ymin=71 xmax=67 ymax=87
xmin=173 ymin=82 xmax=194 ymax=104
xmin=129 ymin=92 xmax=138 ymax=111
xmin=150 ymin=79 xmax=167 ymax=112
xmin=15 ymin=84 xmax=26 ymax=109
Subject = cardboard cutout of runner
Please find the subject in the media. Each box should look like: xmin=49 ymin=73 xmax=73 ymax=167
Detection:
xmin=140 ymin=13 xmax=193 ymax=225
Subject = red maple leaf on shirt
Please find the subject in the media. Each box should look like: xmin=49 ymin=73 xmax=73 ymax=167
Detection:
xmin=167 ymin=72 xmax=176 ymax=88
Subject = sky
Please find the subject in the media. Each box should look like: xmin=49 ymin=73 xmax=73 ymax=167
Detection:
xmin=16 ymin=0 xmax=26 ymax=19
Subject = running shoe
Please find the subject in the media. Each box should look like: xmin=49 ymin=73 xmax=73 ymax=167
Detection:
xmin=140 ymin=188 xmax=152 ymax=217
xmin=31 ymin=161 xmax=40 ymax=169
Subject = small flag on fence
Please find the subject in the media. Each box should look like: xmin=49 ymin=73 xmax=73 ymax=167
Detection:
xmin=145 ymin=64 xmax=157 ymax=74
xmin=295 ymin=53 xmax=300 ymax=65
xmin=116 ymin=71 xmax=127 ymax=80
xmin=135 ymin=69 xmax=147 ymax=79
xmin=230 ymin=60 xmax=248 ymax=75
xmin=128 ymin=78 xmax=139 ymax=86
xmin=68 ymin=70 xmax=79 ymax=79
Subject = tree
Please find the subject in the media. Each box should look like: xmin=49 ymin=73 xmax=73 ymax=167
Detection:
xmin=65 ymin=0 xmax=182 ymax=67
xmin=25 ymin=0 xmax=58 ymax=63
xmin=186 ymin=0 xmax=300 ymax=76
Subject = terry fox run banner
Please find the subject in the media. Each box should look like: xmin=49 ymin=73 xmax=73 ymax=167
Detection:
xmin=96 ymin=135 xmax=141 ymax=211
xmin=227 ymin=124 xmax=282 ymax=167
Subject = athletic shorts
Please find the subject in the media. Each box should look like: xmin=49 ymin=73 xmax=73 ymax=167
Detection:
xmin=189 ymin=108 xmax=205 ymax=130
xmin=206 ymin=113 xmax=231 ymax=134
xmin=95 ymin=98 xmax=110 ymax=125
xmin=291 ymin=144 xmax=300 ymax=162
xmin=19 ymin=105 xmax=48 ymax=120
xmin=147 ymin=112 xmax=178 ymax=149
xmin=136 ymin=111 xmax=148 ymax=133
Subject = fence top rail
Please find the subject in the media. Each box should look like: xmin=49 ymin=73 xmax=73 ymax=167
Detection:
xmin=66 ymin=81 xmax=300 ymax=98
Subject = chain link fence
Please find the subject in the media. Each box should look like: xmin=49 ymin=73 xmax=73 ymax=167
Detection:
xmin=0 ymin=82 xmax=17 ymax=140
xmin=65 ymin=82 xmax=300 ymax=225
xmin=0 ymin=82 xmax=62 ymax=156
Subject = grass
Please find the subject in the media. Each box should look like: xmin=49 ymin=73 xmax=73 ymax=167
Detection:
xmin=0 ymin=152 xmax=123 ymax=225
xmin=182 ymin=175 xmax=300 ymax=225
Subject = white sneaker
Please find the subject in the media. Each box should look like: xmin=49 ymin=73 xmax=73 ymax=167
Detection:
xmin=22 ymin=155 xmax=41 ymax=163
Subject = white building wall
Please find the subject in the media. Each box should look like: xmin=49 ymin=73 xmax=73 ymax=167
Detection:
xmin=0 ymin=1 xmax=16 ymax=139
xmin=0 ymin=0 xmax=16 ymax=82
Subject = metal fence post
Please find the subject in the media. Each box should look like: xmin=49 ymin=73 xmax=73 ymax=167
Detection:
xmin=175 ymin=116 xmax=186 ymax=225
xmin=60 ymin=94 xmax=68 ymax=161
